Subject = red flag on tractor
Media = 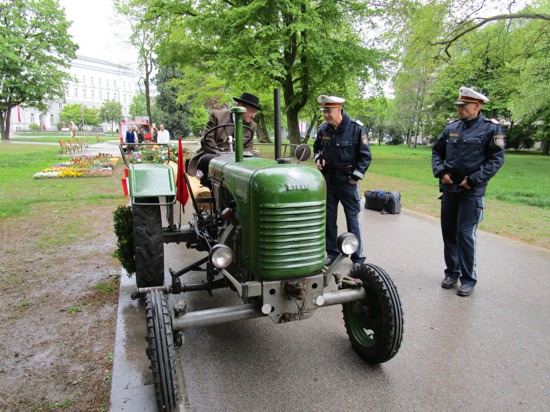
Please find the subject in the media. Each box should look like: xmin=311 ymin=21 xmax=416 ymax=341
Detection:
xmin=176 ymin=137 xmax=189 ymax=209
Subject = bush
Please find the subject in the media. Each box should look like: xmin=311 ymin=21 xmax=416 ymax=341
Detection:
xmin=28 ymin=123 xmax=40 ymax=131
xmin=113 ymin=205 xmax=136 ymax=275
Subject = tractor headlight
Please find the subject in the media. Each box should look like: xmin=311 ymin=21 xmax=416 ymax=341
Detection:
xmin=209 ymin=244 xmax=234 ymax=269
xmin=337 ymin=233 xmax=359 ymax=256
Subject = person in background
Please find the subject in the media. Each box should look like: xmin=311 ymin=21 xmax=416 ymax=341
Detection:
xmin=69 ymin=121 xmax=76 ymax=139
xmin=157 ymin=124 xmax=170 ymax=144
xmin=125 ymin=125 xmax=137 ymax=151
xmin=432 ymin=86 xmax=505 ymax=297
xmin=187 ymin=92 xmax=261 ymax=187
xmin=151 ymin=123 xmax=158 ymax=143
xmin=313 ymin=95 xmax=372 ymax=269
xmin=137 ymin=126 xmax=145 ymax=144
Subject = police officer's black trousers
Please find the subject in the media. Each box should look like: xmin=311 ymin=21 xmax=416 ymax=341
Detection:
xmin=325 ymin=174 xmax=365 ymax=264
xmin=440 ymin=191 xmax=484 ymax=286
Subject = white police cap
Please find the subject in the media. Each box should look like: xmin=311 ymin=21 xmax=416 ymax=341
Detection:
xmin=318 ymin=95 xmax=345 ymax=111
xmin=455 ymin=87 xmax=490 ymax=105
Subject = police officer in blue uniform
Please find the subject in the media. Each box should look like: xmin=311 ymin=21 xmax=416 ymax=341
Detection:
xmin=432 ymin=87 xmax=505 ymax=296
xmin=314 ymin=95 xmax=372 ymax=267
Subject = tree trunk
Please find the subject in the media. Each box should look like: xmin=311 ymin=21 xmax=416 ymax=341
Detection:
xmin=286 ymin=105 xmax=301 ymax=146
xmin=255 ymin=113 xmax=270 ymax=143
xmin=542 ymin=140 xmax=549 ymax=156
xmin=0 ymin=107 xmax=12 ymax=140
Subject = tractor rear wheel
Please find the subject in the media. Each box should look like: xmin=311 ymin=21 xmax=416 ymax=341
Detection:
xmin=132 ymin=197 xmax=164 ymax=287
xmin=341 ymin=263 xmax=404 ymax=363
xmin=145 ymin=289 xmax=179 ymax=411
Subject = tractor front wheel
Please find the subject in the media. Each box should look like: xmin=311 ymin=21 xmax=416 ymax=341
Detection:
xmin=132 ymin=197 xmax=164 ymax=287
xmin=145 ymin=289 xmax=180 ymax=411
xmin=341 ymin=263 xmax=404 ymax=363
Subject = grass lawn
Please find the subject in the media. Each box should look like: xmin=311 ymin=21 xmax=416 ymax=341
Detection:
xmin=1 ymin=142 xmax=549 ymax=249
xmin=0 ymin=143 xmax=125 ymax=220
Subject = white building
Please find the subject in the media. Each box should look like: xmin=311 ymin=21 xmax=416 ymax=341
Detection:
xmin=10 ymin=55 xmax=140 ymax=134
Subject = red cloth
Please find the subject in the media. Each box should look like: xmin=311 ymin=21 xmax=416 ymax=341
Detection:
xmin=176 ymin=137 xmax=189 ymax=208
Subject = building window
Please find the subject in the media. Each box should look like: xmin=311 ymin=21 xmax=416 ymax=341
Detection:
xmin=114 ymin=80 xmax=116 ymax=88
xmin=99 ymin=78 xmax=102 ymax=86
xmin=30 ymin=113 xmax=35 ymax=123
xmin=83 ymin=89 xmax=87 ymax=98
xmin=106 ymin=92 xmax=110 ymax=100
xmin=123 ymin=94 xmax=126 ymax=103
xmin=50 ymin=114 xmax=54 ymax=124
xmin=82 ymin=75 xmax=86 ymax=84
xmin=91 ymin=77 xmax=94 ymax=85
xmin=91 ymin=90 xmax=94 ymax=99
xmin=99 ymin=91 xmax=102 ymax=100
xmin=74 ymin=88 xmax=78 ymax=97
xmin=106 ymin=79 xmax=109 ymax=88
xmin=59 ymin=103 xmax=62 ymax=109
xmin=114 ymin=93 xmax=117 ymax=100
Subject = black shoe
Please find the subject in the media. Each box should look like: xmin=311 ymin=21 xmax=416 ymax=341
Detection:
xmin=441 ymin=276 xmax=458 ymax=289
xmin=457 ymin=284 xmax=475 ymax=296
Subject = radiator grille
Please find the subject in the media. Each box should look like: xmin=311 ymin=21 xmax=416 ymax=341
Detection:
xmin=257 ymin=202 xmax=325 ymax=271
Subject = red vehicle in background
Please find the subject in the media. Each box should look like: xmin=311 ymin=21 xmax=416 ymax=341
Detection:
xmin=119 ymin=117 xmax=153 ymax=143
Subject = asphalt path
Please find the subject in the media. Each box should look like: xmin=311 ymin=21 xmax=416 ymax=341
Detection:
xmin=111 ymin=201 xmax=550 ymax=412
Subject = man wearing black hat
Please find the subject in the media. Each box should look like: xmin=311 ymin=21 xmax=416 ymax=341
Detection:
xmin=432 ymin=87 xmax=505 ymax=296
xmin=188 ymin=92 xmax=261 ymax=185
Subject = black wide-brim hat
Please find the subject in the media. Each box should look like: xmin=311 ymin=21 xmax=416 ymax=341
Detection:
xmin=233 ymin=92 xmax=262 ymax=111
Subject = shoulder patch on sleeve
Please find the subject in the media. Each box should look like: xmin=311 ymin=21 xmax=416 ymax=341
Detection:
xmin=352 ymin=119 xmax=364 ymax=127
xmin=484 ymin=118 xmax=500 ymax=124
xmin=494 ymin=135 xmax=505 ymax=148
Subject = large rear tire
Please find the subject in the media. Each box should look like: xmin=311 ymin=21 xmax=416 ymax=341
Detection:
xmin=341 ymin=263 xmax=404 ymax=363
xmin=145 ymin=290 xmax=179 ymax=411
xmin=132 ymin=197 xmax=164 ymax=287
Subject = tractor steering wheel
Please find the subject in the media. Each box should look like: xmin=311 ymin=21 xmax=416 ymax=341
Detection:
xmin=202 ymin=123 xmax=255 ymax=152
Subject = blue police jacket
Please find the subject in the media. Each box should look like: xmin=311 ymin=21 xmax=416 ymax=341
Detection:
xmin=313 ymin=111 xmax=372 ymax=181
xmin=125 ymin=130 xmax=136 ymax=144
xmin=432 ymin=114 xmax=505 ymax=196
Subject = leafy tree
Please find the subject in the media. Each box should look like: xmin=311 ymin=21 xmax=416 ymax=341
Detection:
xmin=60 ymin=103 xmax=98 ymax=129
xmin=114 ymin=0 xmax=161 ymax=125
xmin=59 ymin=103 xmax=84 ymax=126
xmin=0 ymin=0 xmax=77 ymax=140
xmin=153 ymin=0 xmax=386 ymax=146
xmin=155 ymin=65 xmax=192 ymax=137
xmin=129 ymin=94 xmax=147 ymax=119
xmin=100 ymin=99 xmax=123 ymax=132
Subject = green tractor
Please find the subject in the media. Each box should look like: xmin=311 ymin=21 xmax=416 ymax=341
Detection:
xmin=118 ymin=107 xmax=404 ymax=411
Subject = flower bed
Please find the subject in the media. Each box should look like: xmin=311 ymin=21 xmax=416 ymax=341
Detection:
xmin=33 ymin=153 xmax=119 ymax=179
xmin=125 ymin=144 xmax=192 ymax=164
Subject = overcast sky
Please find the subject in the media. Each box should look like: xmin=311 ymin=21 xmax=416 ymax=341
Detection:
xmin=58 ymin=0 xmax=137 ymax=65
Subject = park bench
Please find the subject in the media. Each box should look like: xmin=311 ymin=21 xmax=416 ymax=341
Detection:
xmin=77 ymin=138 xmax=89 ymax=149
xmin=58 ymin=140 xmax=75 ymax=154
xmin=67 ymin=139 xmax=81 ymax=152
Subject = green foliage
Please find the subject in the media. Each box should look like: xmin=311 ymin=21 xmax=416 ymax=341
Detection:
xmin=28 ymin=123 xmax=40 ymax=131
xmin=129 ymin=94 xmax=147 ymax=119
xmin=100 ymin=99 xmax=123 ymax=131
xmin=388 ymin=0 xmax=550 ymax=148
xmin=154 ymin=0 xmax=387 ymax=143
xmin=60 ymin=104 xmax=99 ymax=128
xmin=154 ymin=66 xmax=193 ymax=136
xmin=0 ymin=0 xmax=78 ymax=139
xmin=112 ymin=205 xmax=136 ymax=275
